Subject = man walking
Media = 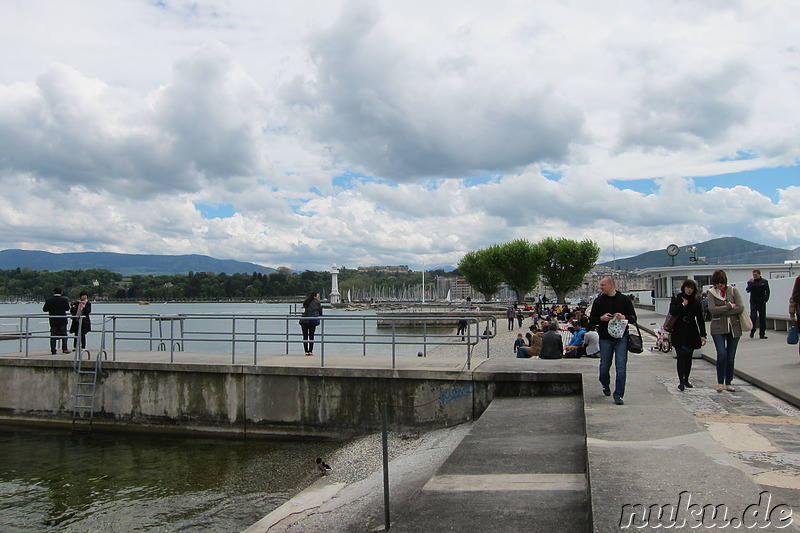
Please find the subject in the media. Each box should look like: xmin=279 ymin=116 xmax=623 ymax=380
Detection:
xmin=589 ymin=276 xmax=637 ymax=405
xmin=746 ymin=269 xmax=770 ymax=339
xmin=43 ymin=287 xmax=70 ymax=354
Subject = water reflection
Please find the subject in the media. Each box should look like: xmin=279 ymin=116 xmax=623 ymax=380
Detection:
xmin=0 ymin=425 xmax=344 ymax=532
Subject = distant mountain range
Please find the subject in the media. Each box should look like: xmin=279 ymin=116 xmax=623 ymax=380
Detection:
xmin=599 ymin=237 xmax=800 ymax=270
xmin=0 ymin=249 xmax=276 ymax=276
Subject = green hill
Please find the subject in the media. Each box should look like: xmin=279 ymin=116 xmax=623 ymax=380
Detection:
xmin=0 ymin=249 xmax=276 ymax=276
xmin=600 ymin=237 xmax=800 ymax=270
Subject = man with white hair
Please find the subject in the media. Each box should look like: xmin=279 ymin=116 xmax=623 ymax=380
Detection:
xmin=588 ymin=276 xmax=637 ymax=405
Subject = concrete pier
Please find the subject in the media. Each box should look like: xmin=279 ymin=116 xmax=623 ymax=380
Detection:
xmin=4 ymin=308 xmax=800 ymax=531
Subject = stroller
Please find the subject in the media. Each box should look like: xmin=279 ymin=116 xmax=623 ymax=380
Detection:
xmin=650 ymin=325 xmax=671 ymax=353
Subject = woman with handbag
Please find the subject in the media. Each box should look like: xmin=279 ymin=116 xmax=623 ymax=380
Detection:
xmin=707 ymin=270 xmax=744 ymax=392
xmin=789 ymin=276 xmax=800 ymax=356
xmin=299 ymin=292 xmax=323 ymax=356
xmin=668 ymin=280 xmax=707 ymax=391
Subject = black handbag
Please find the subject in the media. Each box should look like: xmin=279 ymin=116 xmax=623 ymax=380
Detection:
xmin=628 ymin=323 xmax=644 ymax=354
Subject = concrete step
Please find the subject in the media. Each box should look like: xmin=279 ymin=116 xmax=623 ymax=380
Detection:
xmin=390 ymin=395 xmax=589 ymax=532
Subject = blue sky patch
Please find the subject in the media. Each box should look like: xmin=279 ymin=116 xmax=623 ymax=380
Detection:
xmin=608 ymin=165 xmax=799 ymax=202
xmin=333 ymin=172 xmax=386 ymax=190
xmin=196 ymin=203 xmax=236 ymax=219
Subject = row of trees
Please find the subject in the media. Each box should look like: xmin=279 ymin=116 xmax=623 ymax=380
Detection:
xmin=0 ymin=266 xmax=453 ymax=302
xmin=458 ymin=238 xmax=601 ymax=303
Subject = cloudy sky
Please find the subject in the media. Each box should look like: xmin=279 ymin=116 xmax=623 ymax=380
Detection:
xmin=1 ymin=1 xmax=798 ymax=271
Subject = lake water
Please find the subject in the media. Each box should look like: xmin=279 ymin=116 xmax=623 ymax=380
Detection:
xmin=0 ymin=302 xmax=384 ymax=532
xmin=0 ymin=424 xmax=345 ymax=532
xmin=0 ymin=301 xmax=455 ymax=358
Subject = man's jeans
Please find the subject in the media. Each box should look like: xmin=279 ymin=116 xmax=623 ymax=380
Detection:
xmin=712 ymin=333 xmax=740 ymax=385
xmin=750 ymin=302 xmax=767 ymax=337
xmin=599 ymin=334 xmax=629 ymax=399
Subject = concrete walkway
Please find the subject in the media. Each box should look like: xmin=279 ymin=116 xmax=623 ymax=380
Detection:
xmin=251 ymin=309 xmax=800 ymax=531
xmin=8 ymin=308 xmax=800 ymax=531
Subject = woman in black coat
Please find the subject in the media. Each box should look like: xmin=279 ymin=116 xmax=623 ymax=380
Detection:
xmin=669 ymin=279 xmax=707 ymax=391
xmin=69 ymin=291 xmax=92 ymax=350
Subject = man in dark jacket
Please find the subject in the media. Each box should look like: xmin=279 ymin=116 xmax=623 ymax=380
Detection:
xmin=43 ymin=287 xmax=71 ymax=354
xmin=746 ymin=269 xmax=770 ymax=339
xmin=589 ymin=277 xmax=636 ymax=405
xmin=539 ymin=322 xmax=564 ymax=359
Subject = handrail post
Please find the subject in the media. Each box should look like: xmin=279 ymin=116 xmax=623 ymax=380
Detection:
xmin=391 ymin=320 xmax=396 ymax=369
xmin=253 ymin=317 xmax=258 ymax=365
xmin=231 ymin=316 xmax=237 ymax=364
xmin=112 ymin=316 xmax=117 ymax=360
xmin=23 ymin=316 xmax=30 ymax=357
xmin=285 ymin=317 xmax=290 ymax=355
xmin=169 ymin=318 xmax=175 ymax=363
xmin=320 ymin=317 xmax=325 ymax=367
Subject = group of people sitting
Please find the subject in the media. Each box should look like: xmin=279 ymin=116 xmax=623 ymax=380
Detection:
xmin=513 ymin=315 xmax=600 ymax=360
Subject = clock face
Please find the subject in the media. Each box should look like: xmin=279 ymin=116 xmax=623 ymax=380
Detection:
xmin=666 ymin=244 xmax=680 ymax=256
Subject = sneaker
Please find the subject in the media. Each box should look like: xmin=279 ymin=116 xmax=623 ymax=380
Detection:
xmin=614 ymin=397 xmax=624 ymax=405
xmin=602 ymin=387 xmax=611 ymax=396
xmin=305 ymin=352 xmax=313 ymax=356
xmin=759 ymin=336 xmax=768 ymax=340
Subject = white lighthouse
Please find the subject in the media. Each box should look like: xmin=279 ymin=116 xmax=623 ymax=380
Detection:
xmin=329 ymin=263 xmax=341 ymax=304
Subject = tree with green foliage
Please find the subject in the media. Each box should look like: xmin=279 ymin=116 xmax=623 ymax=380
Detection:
xmin=486 ymin=239 xmax=544 ymax=302
xmin=538 ymin=237 xmax=600 ymax=303
xmin=458 ymin=249 xmax=502 ymax=301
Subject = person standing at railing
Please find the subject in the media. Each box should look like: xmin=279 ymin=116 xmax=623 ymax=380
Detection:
xmin=70 ymin=291 xmax=92 ymax=351
xmin=43 ymin=287 xmax=70 ymax=355
xmin=789 ymin=276 xmax=800 ymax=358
xmin=299 ymin=292 xmax=322 ymax=356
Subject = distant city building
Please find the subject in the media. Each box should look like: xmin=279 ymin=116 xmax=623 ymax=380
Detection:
xmin=357 ymin=265 xmax=410 ymax=274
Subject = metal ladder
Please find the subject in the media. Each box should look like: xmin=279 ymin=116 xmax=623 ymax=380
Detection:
xmin=72 ymin=349 xmax=100 ymax=432
xmin=71 ymin=317 xmax=108 ymax=433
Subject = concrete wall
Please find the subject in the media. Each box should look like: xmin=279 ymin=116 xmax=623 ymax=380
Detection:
xmin=0 ymin=359 xmax=581 ymax=437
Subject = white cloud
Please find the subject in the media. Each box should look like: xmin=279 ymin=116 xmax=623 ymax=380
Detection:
xmin=0 ymin=0 xmax=798 ymax=271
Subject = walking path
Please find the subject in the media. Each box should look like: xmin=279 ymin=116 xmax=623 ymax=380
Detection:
xmin=250 ymin=308 xmax=800 ymax=532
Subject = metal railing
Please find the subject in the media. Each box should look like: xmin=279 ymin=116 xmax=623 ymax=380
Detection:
xmin=1 ymin=312 xmax=499 ymax=369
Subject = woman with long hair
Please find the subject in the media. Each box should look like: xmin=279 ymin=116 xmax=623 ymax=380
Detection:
xmin=669 ymin=280 xmax=707 ymax=391
xmin=707 ymin=270 xmax=744 ymax=392
xmin=69 ymin=291 xmax=92 ymax=350
xmin=299 ymin=292 xmax=322 ymax=356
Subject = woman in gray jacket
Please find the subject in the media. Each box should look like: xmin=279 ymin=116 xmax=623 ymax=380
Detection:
xmin=707 ymin=270 xmax=744 ymax=392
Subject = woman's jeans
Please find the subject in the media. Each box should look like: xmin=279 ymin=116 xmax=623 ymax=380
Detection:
xmin=599 ymin=334 xmax=628 ymax=399
xmin=712 ymin=333 xmax=740 ymax=385
xmin=301 ymin=323 xmax=317 ymax=353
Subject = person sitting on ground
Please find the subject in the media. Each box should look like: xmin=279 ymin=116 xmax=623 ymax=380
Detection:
xmin=517 ymin=329 xmax=543 ymax=358
xmin=564 ymin=319 xmax=587 ymax=358
xmin=513 ymin=333 xmax=526 ymax=354
xmin=539 ymin=322 xmax=564 ymax=359
xmin=583 ymin=322 xmax=600 ymax=358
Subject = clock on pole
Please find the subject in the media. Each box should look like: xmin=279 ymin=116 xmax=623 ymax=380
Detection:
xmin=666 ymin=244 xmax=680 ymax=266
